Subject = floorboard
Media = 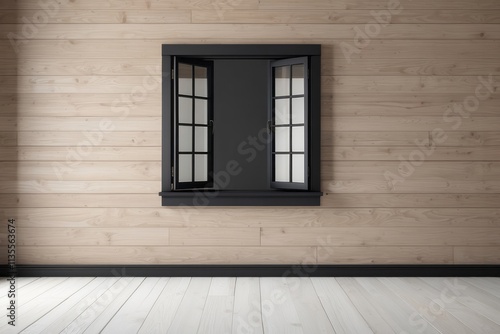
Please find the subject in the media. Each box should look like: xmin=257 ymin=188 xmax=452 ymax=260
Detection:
xmin=0 ymin=277 xmax=498 ymax=334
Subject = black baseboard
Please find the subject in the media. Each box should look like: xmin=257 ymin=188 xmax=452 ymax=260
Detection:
xmin=2 ymin=264 xmax=499 ymax=277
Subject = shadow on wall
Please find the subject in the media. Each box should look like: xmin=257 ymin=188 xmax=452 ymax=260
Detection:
xmin=0 ymin=5 xmax=19 ymax=267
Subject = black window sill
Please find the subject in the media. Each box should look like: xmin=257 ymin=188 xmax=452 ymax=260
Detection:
xmin=159 ymin=191 xmax=323 ymax=206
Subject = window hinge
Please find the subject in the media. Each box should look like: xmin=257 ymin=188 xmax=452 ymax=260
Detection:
xmin=170 ymin=183 xmax=174 ymax=190
xmin=171 ymin=166 xmax=174 ymax=177
xmin=171 ymin=69 xmax=174 ymax=80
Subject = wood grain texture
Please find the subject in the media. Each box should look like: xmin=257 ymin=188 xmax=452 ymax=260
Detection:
xmin=317 ymin=246 xmax=454 ymax=264
xmin=5 ymin=23 xmax=500 ymax=40
xmin=454 ymin=247 xmax=500 ymax=264
xmin=169 ymin=228 xmax=261 ymax=246
xmin=3 ymin=208 xmax=500 ymax=228
xmin=17 ymin=227 xmax=169 ymax=246
xmin=193 ymin=9 xmax=500 ymax=24
xmin=261 ymin=227 xmax=500 ymax=246
xmin=16 ymin=246 xmax=317 ymax=265
xmin=4 ymin=0 xmax=499 ymax=265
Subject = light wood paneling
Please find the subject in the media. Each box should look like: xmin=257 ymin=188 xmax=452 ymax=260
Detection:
xmin=2 ymin=162 xmax=161 ymax=181
xmin=325 ymin=146 xmax=500 ymax=161
xmin=321 ymin=194 xmax=500 ymax=208
xmin=17 ymin=246 xmax=316 ymax=265
xmin=0 ymin=0 xmax=260 ymax=10
xmin=3 ymin=208 xmax=500 ymax=228
xmin=261 ymin=227 xmax=500 ymax=246
xmin=5 ymin=23 xmax=500 ymax=40
xmin=325 ymin=116 xmax=500 ymax=132
xmin=1 ymin=117 xmax=162 ymax=131
xmin=0 ymin=10 xmax=192 ymax=24
xmin=0 ymin=180 xmax=160 ymax=193
xmin=17 ymin=227 xmax=169 ymax=246
xmin=169 ymin=228 xmax=261 ymax=246
xmin=193 ymin=9 xmax=500 ymax=24
xmin=17 ymin=131 xmax=161 ymax=146
xmin=454 ymin=247 xmax=500 ymax=264
xmin=9 ymin=147 xmax=161 ymax=161
xmin=3 ymin=0 xmax=499 ymax=265
xmin=322 ymin=180 xmax=500 ymax=194
xmin=317 ymin=246 xmax=453 ymax=264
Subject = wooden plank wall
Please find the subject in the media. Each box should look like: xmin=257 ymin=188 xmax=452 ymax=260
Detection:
xmin=1 ymin=0 xmax=500 ymax=266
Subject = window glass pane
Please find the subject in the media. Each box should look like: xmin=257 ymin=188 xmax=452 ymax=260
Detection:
xmin=178 ymin=63 xmax=192 ymax=96
xmin=275 ymin=154 xmax=290 ymax=182
xmin=178 ymin=154 xmax=192 ymax=182
xmin=195 ymin=127 xmax=208 ymax=152
xmin=195 ymin=99 xmax=208 ymax=124
xmin=195 ymin=66 xmax=207 ymax=97
xmin=292 ymin=154 xmax=305 ymax=183
xmin=275 ymin=98 xmax=289 ymax=125
xmin=178 ymin=97 xmax=192 ymax=124
xmin=194 ymin=154 xmax=208 ymax=182
xmin=179 ymin=126 xmax=192 ymax=152
xmin=274 ymin=66 xmax=290 ymax=97
xmin=275 ymin=127 xmax=290 ymax=152
xmin=292 ymin=64 xmax=305 ymax=96
xmin=292 ymin=97 xmax=305 ymax=124
xmin=292 ymin=126 xmax=304 ymax=152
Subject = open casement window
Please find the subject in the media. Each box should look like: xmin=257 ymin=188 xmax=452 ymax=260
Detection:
xmin=160 ymin=44 xmax=322 ymax=206
xmin=173 ymin=58 xmax=214 ymax=190
xmin=270 ymin=57 xmax=308 ymax=190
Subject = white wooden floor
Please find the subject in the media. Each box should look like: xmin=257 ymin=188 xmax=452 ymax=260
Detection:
xmin=1 ymin=277 xmax=499 ymax=334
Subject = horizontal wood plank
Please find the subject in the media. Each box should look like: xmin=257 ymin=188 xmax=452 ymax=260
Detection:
xmin=14 ymin=58 xmax=161 ymax=76
xmin=0 ymin=10 xmax=191 ymax=24
xmin=454 ymin=247 xmax=500 ymax=264
xmin=0 ymin=194 xmax=162 ymax=207
xmin=4 ymin=147 xmax=161 ymax=161
xmin=16 ymin=246 xmax=316 ymax=265
xmin=344 ymin=0 xmax=500 ymax=10
xmin=0 ymin=117 xmax=161 ymax=131
xmin=326 ymin=116 xmax=500 ymax=132
xmin=193 ymin=9 xmax=500 ymax=24
xmin=1 ymin=162 xmax=161 ymax=181
xmin=0 ymin=0 xmax=259 ymax=10
xmin=323 ymin=161 xmax=500 ymax=181
xmin=317 ymin=246 xmax=453 ymax=264
xmin=261 ymin=227 xmax=500 ymax=246
xmin=321 ymin=193 xmax=500 ymax=208
xmin=3 ymin=207 xmax=500 ymax=228
xmin=326 ymin=76 xmax=500 ymax=94
xmin=169 ymin=228 xmax=261 ymax=246
xmin=324 ymin=131 xmax=500 ymax=147
xmin=1 ymin=93 xmax=155 ymax=117
xmin=3 ymin=208 xmax=500 ymax=228
xmin=324 ymin=146 xmax=500 ymax=161
xmin=322 ymin=180 xmax=500 ymax=194
xmin=2 ymin=76 xmax=161 ymax=94
xmin=330 ymin=58 xmax=500 ymax=76
xmin=323 ymin=131 xmax=430 ymax=146
xmin=2 ymin=40 xmax=500 ymax=59
xmin=17 ymin=227 xmax=169 ymax=246
xmin=4 ymin=23 xmax=500 ymax=40
xmin=16 ymin=131 xmax=161 ymax=147
xmin=0 ymin=180 xmax=160 ymax=193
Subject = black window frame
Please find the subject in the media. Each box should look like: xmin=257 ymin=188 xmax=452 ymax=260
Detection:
xmin=160 ymin=44 xmax=322 ymax=206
